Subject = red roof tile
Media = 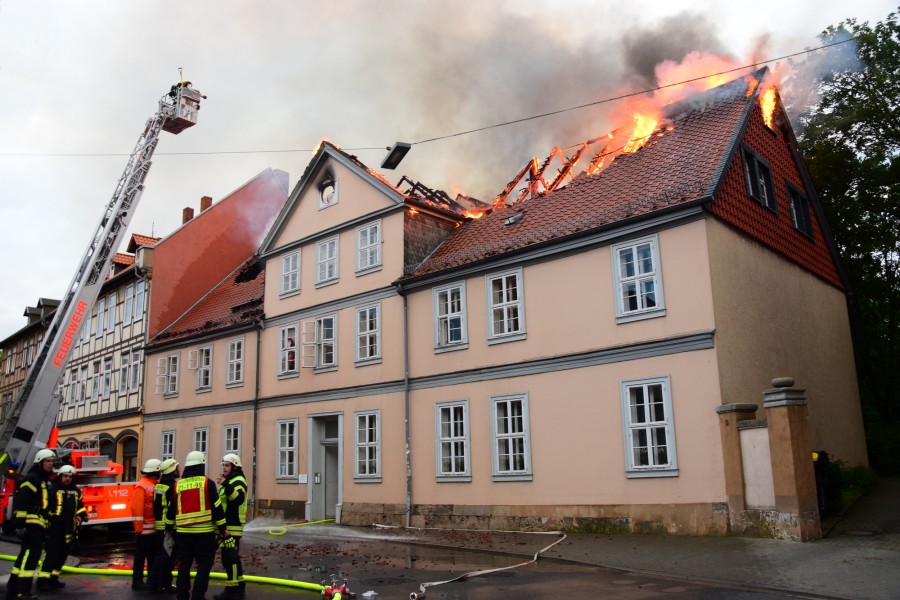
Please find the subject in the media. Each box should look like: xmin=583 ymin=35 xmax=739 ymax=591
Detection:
xmin=151 ymin=257 xmax=265 ymax=344
xmin=113 ymin=253 xmax=135 ymax=265
xmin=127 ymin=234 xmax=161 ymax=253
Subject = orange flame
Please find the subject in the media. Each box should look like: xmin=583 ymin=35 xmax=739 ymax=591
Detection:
xmin=760 ymin=86 xmax=777 ymax=129
xmin=463 ymin=210 xmax=485 ymax=219
xmin=622 ymin=112 xmax=660 ymax=154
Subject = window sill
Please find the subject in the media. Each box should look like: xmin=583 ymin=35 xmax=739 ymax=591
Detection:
xmin=437 ymin=475 xmax=472 ymax=483
xmin=225 ymin=381 xmax=244 ymax=389
xmin=276 ymin=478 xmax=300 ymax=484
xmin=616 ymin=308 xmax=666 ymax=324
xmin=354 ymin=357 xmax=382 ymax=367
xmin=315 ymin=278 xmax=339 ymax=289
xmin=196 ymin=387 xmax=212 ymax=394
xmin=314 ymin=365 xmax=338 ymax=374
xmin=625 ymin=468 xmax=679 ymax=479
xmin=492 ymin=473 xmax=533 ymax=482
xmin=353 ymin=476 xmax=382 ymax=484
xmin=355 ymin=265 xmax=382 ymax=277
xmin=434 ymin=343 xmax=468 ymax=354
xmin=279 ymin=289 xmax=301 ymax=299
xmin=487 ymin=332 xmax=526 ymax=346
xmin=277 ymin=372 xmax=300 ymax=380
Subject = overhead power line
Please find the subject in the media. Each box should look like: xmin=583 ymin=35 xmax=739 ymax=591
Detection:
xmin=0 ymin=36 xmax=856 ymax=159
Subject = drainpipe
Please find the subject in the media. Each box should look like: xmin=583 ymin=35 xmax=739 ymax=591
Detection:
xmin=398 ymin=283 xmax=412 ymax=529
xmin=250 ymin=318 xmax=263 ymax=521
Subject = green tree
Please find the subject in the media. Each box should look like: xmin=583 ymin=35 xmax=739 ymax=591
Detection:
xmin=798 ymin=8 xmax=900 ymax=471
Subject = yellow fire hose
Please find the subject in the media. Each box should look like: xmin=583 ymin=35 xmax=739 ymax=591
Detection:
xmin=1 ymin=521 xmax=341 ymax=594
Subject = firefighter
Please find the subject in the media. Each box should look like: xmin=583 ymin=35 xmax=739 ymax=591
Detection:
xmin=7 ymin=448 xmax=55 ymax=600
xmin=167 ymin=451 xmax=231 ymax=600
xmin=213 ymin=454 xmax=248 ymax=599
xmin=37 ymin=464 xmax=87 ymax=591
xmin=147 ymin=458 xmax=179 ymax=594
xmin=131 ymin=457 xmax=162 ymax=591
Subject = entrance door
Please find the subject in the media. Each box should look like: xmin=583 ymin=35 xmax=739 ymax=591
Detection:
xmin=307 ymin=414 xmax=342 ymax=522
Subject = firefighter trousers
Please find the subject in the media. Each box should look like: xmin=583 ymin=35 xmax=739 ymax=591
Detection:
xmin=8 ymin=524 xmax=46 ymax=598
xmin=133 ymin=531 xmax=162 ymax=585
xmin=147 ymin=532 xmax=175 ymax=591
xmin=40 ymin=520 xmax=71 ymax=578
xmin=220 ymin=536 xmax=244 ymax=590
xmin=175 ymin=531 xmax=217 ymax=600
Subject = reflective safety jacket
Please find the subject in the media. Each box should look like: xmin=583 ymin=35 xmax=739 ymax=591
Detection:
xmin=153 ymin=474 xmax=177 ymax=532
xmin=14 ymin=464 xmax=53 ymax=529
xmin=131 ymin=475 xmax=158 ymax=535
xmin=218 ymin=472 xmax=248 ymax=536
xmin=170 ymin=475 xmax=226 ymax=534
xmin=51 ymin=479 xmax=86 ymax=533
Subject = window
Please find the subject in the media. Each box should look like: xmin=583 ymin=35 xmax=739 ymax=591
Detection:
xmin=788 ymin=183 xmax=813 ymax=238
xmin=106 ymin=291 xmax=117 ymax=331
xmin=95 ymin=298 xmax=105 ymax=337
xmin=192 ymin=346 xmax=212 ymax=391
xmin=355 ymin=410 xmax=380 ymax=479
xmin=302 ymin=315 xmax=337 ymax=370
xmin=130 ymin=350 xmax=141 ymax=390
xmin=487 ymin=268 xmax=525 ymax=342
xmin=161 ymin=431 xmax=175 ymax=460
xmin=491 ymin=394 xmax=532 ymax=480
xmin=156 ymin=353 xmax=179 ymax=396
xmin=224 ymin=425 xmax=240 ymax=455
xmin=226 ymin=338 xmax=244 ymax=385
xmin=134 ymin=280 xmax=146 ymax=321
xmin=124 ymin=284 xmax=134 ymax=322
xmin=90 ymin=362 xmax=101 ymax=402
xmin=192 ymin=427 xmax=208 ymax=457
xmin=434 ymin=282 xmax=467 ymax=349
xmin=67 ymin=369 xmax=76 ymax=405
xmin=356 ymin=221 xmax=381 ymax=273
xmin=435 ymin=401 xmax=470 ymax=480
xmin=318 ymin=173 xmax=337 ymax=209
xmin=278 ymin=325 xmax=298 ymax=376
xmin=621 ymin=377 xmax=678 ymax=477
xmin=119 ymin=352 xmax=129 ymax=394
xmin=276 ymin=419 xmax=297 ymax=479
xmin=316 ymin=236 xmax=339 ymax=285
xmin=102 ymin=357 xmax=113 ymax=399
xmin=742 ymin=146 xmax=776 ymax=211
xmin=78 ymin=366 xmax=88 ymax=404
xmin=355 ymin=305 xmax=380 ymax=363
xmin=281 ymin=251 xmax=300 ymax=295
xmin=82 ymin=315 xmax=91 ymax=343
xmin=612 ymin=235 xmax=665 ymax=322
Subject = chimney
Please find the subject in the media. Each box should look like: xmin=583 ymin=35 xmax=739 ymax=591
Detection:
xmin=182 ymin=207 xmax=194 ymax=224
xmin=200 ymin=195 xmax=213 ymax=212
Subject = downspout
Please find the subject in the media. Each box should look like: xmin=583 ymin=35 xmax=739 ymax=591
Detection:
xmin=398 ymin=283 xmax=412 ymax=529
xmin=250 ymin=318 xmax=263 ymax=521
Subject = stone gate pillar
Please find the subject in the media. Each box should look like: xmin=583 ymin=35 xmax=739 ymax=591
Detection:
xmin=764 ymin=377 xmax=821 ymax=541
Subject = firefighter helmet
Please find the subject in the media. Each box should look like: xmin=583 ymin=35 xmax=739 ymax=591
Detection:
xmin=160 ymin=458 xmax=179 ymax=475
xmin=58 ymin=465 xmax=76 ymax=476
xmin=222 ymin=453 xmax=242 ymax=469
xmin=142 ymin=458 xmax=162 ymax=473
xmin=34 ymin=448 xmax=56 ymax=463
xmin=185 ymin=451 xmax=206 ymax=466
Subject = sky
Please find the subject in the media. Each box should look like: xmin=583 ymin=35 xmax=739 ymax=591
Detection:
xmin=0 ymin=0 xmax=895 ymax=339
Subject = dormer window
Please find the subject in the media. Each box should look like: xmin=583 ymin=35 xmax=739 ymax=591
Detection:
xmin=318 ymin=172 xmax=337 ymax=209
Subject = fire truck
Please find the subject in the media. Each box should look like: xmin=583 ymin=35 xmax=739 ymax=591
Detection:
xmin=0 ymin=78 xmax=205 ymax=532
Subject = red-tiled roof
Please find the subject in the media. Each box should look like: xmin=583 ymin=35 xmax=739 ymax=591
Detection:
xmin=150 ymin=258 xmax=265 ymax=345
xmin=113 ymin=253 xmax=135 ymax=265
xmin=127 ymin=234 xmax=160 ymax=253
xmin=404 ymin=70 xmax=843 ymax=291
xmin=406 ymin=75 xmax=752 ymax=278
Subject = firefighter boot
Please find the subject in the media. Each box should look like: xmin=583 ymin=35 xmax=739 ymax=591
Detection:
xmin=35 ymin=578 xmax=53 ymax=592
xmin=49 ymin=576 xmax=65 ymax=589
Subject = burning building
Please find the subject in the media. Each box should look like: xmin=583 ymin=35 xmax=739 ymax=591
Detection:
xmin=143 ymin=67 xmax=866 ymax=540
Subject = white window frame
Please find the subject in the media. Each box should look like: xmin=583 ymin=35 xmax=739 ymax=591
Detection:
xmin=102 ymin=357 xmax=113 ymax=399
xmin=621 ymin=376 xmax=678 ymax=478
xmin=106 ymin=291 xmax=117 ymax=332
xmin=90 ymin=361 xmax=101 ymax=402
xmin=281 ymin=250 xmax=301 ymax=295
xmin=433 ymin=282 xmax=468 ymax=351
xmin=302 ymin=314 xmax=337 ymax=370
xmin=486 ymin=267 xmax=525 ymax=343
xmin=124 ymin=284 xmax=134 ymax=322
xmin=356 ymin=220 xmax=381 ymax=274
xmin=316 ymin=235 xmax=339 ymax=286
xmin=742 ymin=146 xmax=777 ymax=212
xmin=134 ymin=280 xmax=146 ymax=321
xmin=611 ymin=234 xmax=666 ymax=323
xmin=130 ymin=350 xmax=141 ymax=390
xmin=354 ymin=410 xmax=381 ymax=481
xmin=95 ymin=298 xmax=105 ymax=337
xmin=119 ymin=352 xmax=129 ymax=394
xmin=190 ymin=346 xmax=212 ymax=391
xmin=787 ymin=182 xmax=814 ymax=238
xmin=224 ymin=424 xmax=241 ymax=455
xmin=78 ymin=365 xmax=88 ymax=404
xmin=318 ymin=174 xmax=338 ymax=210
xmin=226 ymin=337 xmax=244 ymax=386
xmin=161 ymin=431 xmax=175 ymax=460
xmin=355 ymin=304 xmax=380 ymax=364
xmin=192 ymin=427 xmax=209 ymax=457
xmin=278 ymin=325 xmax=299 ymax=376
xmin=435 ymin=400 xmax=470 ymax=481
xmin=156 ymin=353 xmax=180 ymax=396
xmin=491 ymin=393 xmax=532 ymax=480
xmin=276 ymin=418 xmax=298 ymax=480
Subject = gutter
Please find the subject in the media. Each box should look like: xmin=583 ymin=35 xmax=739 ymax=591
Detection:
xmin=396 ymin=282 xmax=413 ymax=529
xmin=251 ymin=318 xmax=263 ymax=521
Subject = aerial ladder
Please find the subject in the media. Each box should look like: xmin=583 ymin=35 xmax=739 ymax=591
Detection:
xmin=0 ymin=79 xmax=205 ymax=476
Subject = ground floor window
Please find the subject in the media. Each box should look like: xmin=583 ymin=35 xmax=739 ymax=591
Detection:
xmin=620 ymin=376 xmax=678 ymax=477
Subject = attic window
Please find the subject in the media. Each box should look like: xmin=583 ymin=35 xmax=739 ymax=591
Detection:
xmin=318 ymin=172 xmax=337 ymax=209
xmin=504 ymin=212 xmax=524 ymax=226
xmin=787 ymin=183 xmax=814 ymax=238
xmin=741 ymin=146 xmax=776 ymax=213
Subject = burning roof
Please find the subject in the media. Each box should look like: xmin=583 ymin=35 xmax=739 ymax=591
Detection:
xmin=403 ymin=68 xmax=774 ymax=278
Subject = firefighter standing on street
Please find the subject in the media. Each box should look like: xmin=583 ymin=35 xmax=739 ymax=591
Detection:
xmin=131 ymin=458 xmax=162 ymax=590
xmin=147 ymin=458 xmax=180 ymax=594
xmin=213 ymin=454 xmax=247 ymax=599
xmin=166 ymin=451 xmax=231 ymax=600
xmin=37 ymin=464 xmax=87 ymax=591
xmin=7 ymin=448 xmax=56 ymax=600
